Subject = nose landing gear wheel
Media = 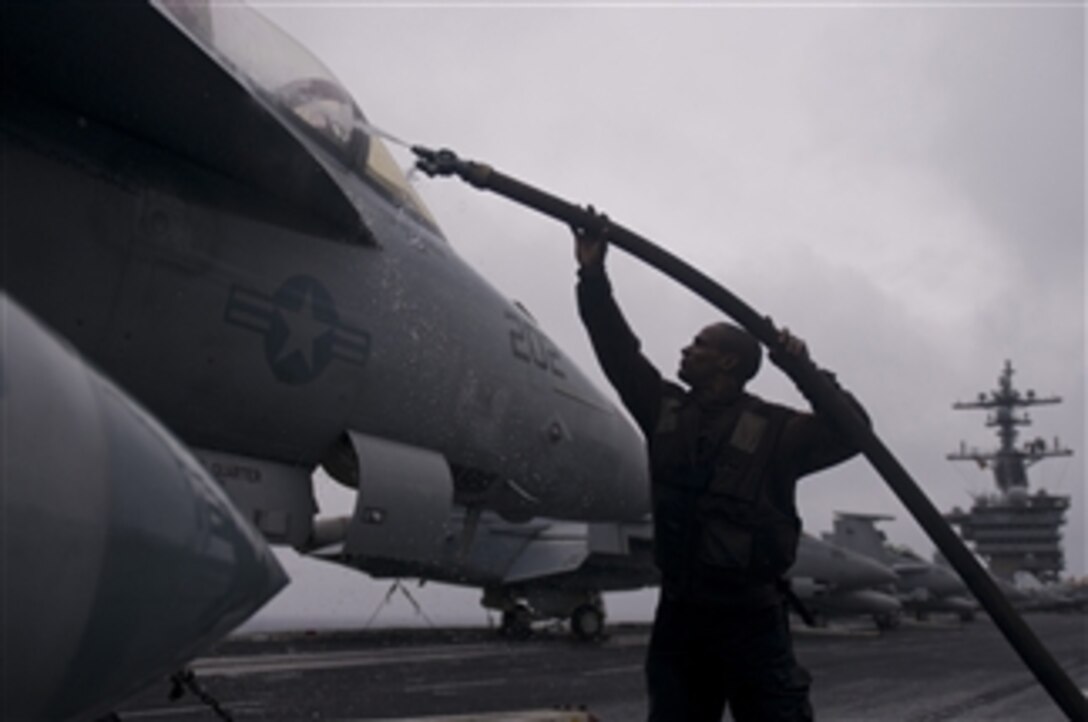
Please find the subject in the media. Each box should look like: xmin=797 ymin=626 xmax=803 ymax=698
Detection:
xmin=500 ymin=604 xmax=533 ymax=639
xmin=875 ymin=610 xmax=901 ymax=631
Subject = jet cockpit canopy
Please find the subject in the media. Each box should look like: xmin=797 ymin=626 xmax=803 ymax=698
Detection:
xmin=155 ymin=0 xmax=438 ymax=233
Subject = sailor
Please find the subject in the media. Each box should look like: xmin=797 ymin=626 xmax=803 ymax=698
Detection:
xmin=572 ymin=223 xmax=867 ymax=722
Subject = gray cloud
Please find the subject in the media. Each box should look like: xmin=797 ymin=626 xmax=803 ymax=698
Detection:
xmin=251 ymin=3 xmax=1085 ymax=627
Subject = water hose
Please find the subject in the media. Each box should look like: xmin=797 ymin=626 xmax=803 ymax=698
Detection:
xmin=413 ymin=145 xmax=1087 ymax=721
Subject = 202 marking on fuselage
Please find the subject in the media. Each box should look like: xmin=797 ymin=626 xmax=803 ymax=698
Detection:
xmin=505 ymin=309 xmax=565 ymax=379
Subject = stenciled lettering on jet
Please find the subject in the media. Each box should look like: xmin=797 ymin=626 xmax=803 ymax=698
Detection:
xmin=208 ymin=462 xmax=262 ymax=484
xmin=224 ymin=275 xmax=371 ymax=385
xmin=504 ymin=309 xmax=565 ymax=379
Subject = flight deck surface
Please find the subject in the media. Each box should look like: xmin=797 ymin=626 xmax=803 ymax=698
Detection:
xmin=117 ymin=613 xmax=1086 ymax=721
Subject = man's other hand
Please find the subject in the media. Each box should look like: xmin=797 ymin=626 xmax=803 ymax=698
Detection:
xmin=776 ymin=328 xmax=809 ymax=361
xmin=769 ymin=326 xmax=815 ymax=375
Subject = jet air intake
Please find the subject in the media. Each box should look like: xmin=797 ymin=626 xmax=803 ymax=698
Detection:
xmin=322 ymin=431 xmax=455 ymax=566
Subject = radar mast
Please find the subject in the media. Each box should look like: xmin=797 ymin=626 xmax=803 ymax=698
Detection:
xmin=945 ymin=361 xmax=1072 ymax=582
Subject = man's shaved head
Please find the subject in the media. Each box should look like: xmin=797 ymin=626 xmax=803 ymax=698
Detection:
xmin=701 ymin=322 xmax=762 ymax=382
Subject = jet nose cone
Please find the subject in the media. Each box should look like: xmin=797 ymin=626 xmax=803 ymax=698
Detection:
xmin=2 ymin=296 xmax=287 ymax=722
xmin=856 ymin=553 xmax=899 ymax=587
xmin=932 ymin=568 xmax=967 ymax=597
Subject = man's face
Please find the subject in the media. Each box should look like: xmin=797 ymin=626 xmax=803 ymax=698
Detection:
xmin=678 ymin=325 xmax=737 ymax=388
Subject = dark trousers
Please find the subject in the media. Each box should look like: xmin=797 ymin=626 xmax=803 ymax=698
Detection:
xmin=645 ymin=593 xmax=813 ymax=722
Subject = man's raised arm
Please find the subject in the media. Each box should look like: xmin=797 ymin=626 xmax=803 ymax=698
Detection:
xmin=573 ymin=227 xmax=662 ymax=436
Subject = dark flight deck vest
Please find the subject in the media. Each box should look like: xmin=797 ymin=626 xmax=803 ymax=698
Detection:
xmin=649 ymin=389 xmax=799 ymax=599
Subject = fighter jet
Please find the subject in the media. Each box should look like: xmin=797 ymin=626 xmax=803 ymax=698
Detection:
xmin=1008 ymin=571 xmax=1088 ymax=613
xmin=309 ymin=511 xmax=900 ymax=639
xmin=3 ymin=0 xmax=647 ymax=541
xmin=2 ymin=0 xmax=647 ymax=716
xmin=1 ymin=294 xmax=287 ymax=720
xmin=787 ymin=532 xmax=903 ymax=630
xmin=825 ymin=512 xmax=977 ymax=621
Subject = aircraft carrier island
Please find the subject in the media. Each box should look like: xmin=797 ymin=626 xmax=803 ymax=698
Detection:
xmin=945 ymin=361 xmax=1074 ymax=583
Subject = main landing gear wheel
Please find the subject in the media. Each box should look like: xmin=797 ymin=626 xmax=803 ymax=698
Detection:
xmin=500 ymin=604 xmax=533 ymax=639
xmin=570 ymin=604 xmax=605 ymax=641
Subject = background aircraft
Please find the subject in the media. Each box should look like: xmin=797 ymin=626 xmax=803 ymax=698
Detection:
xmin=2 ymin=0 xmax=648 ymax=717
xmin=826 ymin=512 xmax=977 ymax=621
xmin=309 ymin=509 xmax=901 ymax=638
xmin=787 ymin=532 xmax=903 ymax=630
xmin=1009 ymin=571 xmax=1088 ymax=613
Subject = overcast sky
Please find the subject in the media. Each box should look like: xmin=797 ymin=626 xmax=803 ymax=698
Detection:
xmin=240 ymin=1 xmax=1084 ymax=631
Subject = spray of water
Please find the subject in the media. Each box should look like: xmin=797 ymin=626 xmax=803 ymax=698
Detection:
xmin=352 ymin=116 xmax=431 ymax=192
xmin=355 ymin=116 xmax=411 ymax=150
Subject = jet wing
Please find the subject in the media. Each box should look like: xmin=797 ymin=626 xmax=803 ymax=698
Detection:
xmin=892 ymin=562 xmax=933 ymax=577
xmin=502 ymin=533 xmax=590 ymax=585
